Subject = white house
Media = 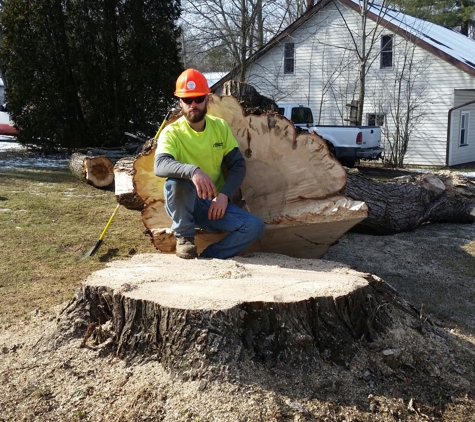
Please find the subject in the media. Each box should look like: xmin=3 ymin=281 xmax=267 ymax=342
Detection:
xmin=212 ymin=0 xmax=475 ymax=167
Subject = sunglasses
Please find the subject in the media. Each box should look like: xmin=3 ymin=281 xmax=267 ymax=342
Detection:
xmin=181 ymin=95 xmax=207 ymax=105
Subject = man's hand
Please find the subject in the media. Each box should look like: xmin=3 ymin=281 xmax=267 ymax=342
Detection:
xmin=192 ymin=168 xmax=217 ymax=200
xmin=208 ymin=193 xmax=228 ymax=220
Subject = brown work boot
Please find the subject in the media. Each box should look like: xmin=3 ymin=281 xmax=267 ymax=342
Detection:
xmin=176 ymin=237 xmax=197 ymax=259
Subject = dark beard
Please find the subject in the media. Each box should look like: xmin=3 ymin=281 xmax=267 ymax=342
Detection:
xmin=184 ymin=106 xmax=207 ymax=124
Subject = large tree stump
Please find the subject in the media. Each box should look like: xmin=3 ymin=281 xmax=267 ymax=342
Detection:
xmin=61 ymin=253 xmax=415 ymax=378
xmin=69 ymin=152 xmax=115 ymax=188
xmin=345 ymin=169 xmax=475 ymax=234
xmin=132 ymin=94 xmax=368 ymax=259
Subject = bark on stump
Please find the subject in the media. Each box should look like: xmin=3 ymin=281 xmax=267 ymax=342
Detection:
xmin=69 ymin=152 xmax=115 ymax=188
xmin=62 ymin=253 xmax=415 ymax=379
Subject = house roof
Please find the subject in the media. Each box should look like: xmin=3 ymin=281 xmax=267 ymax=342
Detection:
xmin=203 ymin=72 xmax=228 ymax=87
xmin=212 ymin=0 xmax=475 ymax=89
xmin=360 ymin=0 xmax=475 ymax=75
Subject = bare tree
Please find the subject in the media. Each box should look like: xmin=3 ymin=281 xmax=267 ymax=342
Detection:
xmin=180 ymin=0 xmax=308 ymax=76
xmin=370 ymin=34 xmax=433 ymax=167
xmin=332 ymin=0 xmax=397 ymax=125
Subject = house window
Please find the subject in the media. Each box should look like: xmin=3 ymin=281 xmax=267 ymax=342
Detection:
xmin=367 ymin=113 xmax=385 ymax=126
xmin=459 ymin=111 xmax=469 ymax=146
xmin=284 ymin=43 xmax=295 ymax=74
xmin=380 ymin=35 xmax=393 ymax=69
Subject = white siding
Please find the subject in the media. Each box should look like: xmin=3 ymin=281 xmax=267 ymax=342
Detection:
xmin=243 ymin=2 xmax=475 ymax=166
xmin=448 ymin=90 xmax=475 ymax=166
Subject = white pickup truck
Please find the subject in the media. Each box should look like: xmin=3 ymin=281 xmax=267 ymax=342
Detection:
xmin=277 ymin=104 xmax=384 ymax=167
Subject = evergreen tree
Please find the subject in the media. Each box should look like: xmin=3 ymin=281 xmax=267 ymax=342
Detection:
xmin=394 ymin=0 xmax=475 ymax=37
xmin=0 ymin=0 xmax=182 ymax=150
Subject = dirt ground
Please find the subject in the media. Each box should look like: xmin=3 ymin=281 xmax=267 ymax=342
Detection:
xmin=1 ymin=222 xmax=475 ymax=421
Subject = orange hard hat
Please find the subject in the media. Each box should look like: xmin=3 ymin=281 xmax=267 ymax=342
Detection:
xmin=174 ymin=69 xmax=211 ymax=98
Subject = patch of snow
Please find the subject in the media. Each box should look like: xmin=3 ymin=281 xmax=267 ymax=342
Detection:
xmin=0 ymin=140 xmax=22 ymax=151
xmin=0 ymin=141 xmax=69 ymax=169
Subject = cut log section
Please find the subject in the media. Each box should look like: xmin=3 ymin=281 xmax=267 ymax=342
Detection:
xmin=69 ymin=152 xmax=114 ymax=188
xmin=114 ymin=156 xmax=475 ymax=237
xmin=132 ymin=94 xmax=368 ymax=259
xmin=114 ymin=157 xmax=144 ymax=211
xmin=219 ymin=79 xmax=278 ymax=115
xmin=346 ymin=169 xmax=475 ymax=234
xmin=63 ymin=253 xmax=414 ymax=375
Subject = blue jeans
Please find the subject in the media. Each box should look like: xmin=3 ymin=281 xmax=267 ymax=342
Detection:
xmin=164 ymin=178 xmax=266 ymax=259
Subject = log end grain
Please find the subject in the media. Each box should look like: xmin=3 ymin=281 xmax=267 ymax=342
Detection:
xmin=84 ymin=156 xmax=114 ymax=187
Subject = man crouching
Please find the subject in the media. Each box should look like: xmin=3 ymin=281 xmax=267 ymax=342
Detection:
xmin=154 ymin=69 xmax=265 ymax=259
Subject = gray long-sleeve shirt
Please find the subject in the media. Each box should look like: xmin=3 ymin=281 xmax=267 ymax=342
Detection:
xmin=154 ymin=147 xmax=246 ymax=200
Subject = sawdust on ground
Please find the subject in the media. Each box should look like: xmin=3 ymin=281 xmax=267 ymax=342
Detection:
xmin=1 ymin=223 xmax=475 ymax=421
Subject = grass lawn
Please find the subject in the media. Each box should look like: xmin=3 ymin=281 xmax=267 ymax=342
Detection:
xmin=0 ymin=166 xmax=154 ymax=328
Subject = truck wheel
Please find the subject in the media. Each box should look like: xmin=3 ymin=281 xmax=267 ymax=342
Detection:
xmin=342 ymin=160 xmax=356 ymax=168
